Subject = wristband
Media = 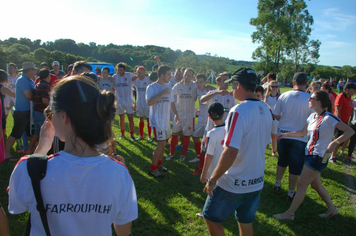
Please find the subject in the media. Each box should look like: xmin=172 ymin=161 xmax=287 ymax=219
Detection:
xmin=207 ymin=179 xmax=216 ymax=187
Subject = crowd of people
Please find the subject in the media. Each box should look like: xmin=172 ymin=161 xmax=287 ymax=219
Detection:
xmin=0 ymin=58 xmax=354 ymax=235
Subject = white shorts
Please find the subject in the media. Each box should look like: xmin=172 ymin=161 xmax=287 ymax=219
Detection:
xmin=172 ymin=118 xmax=195 ymax=136
xmin=153 ymin=126 xmax=171 ymax=141
xmin=117 ymin=102 xmax=134 ymax=115
xmin=272 ymin=119 xmax=279 ymax=135
xmin=193 ymin=122 xmax=205 ymax=138
xmin=136 ymin=106 xmax=149 ymax=118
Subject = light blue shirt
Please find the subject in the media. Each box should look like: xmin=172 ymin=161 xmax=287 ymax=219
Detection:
xmin=15 ymin=74 xmax=34 ymax=111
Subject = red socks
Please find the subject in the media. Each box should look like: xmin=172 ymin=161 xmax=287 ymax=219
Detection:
xmin=130 ymin=131 xmax=134 ymax=136
xmin=181 ymin=136 xmax=190 ymax=156
xmin=158 ymin=160 xmax=162 ymax=166
xmin=150 ymin=164 xmax=158 ymax=171
xmin=194 ymin=141 xmax=201 ymax=156
xmin=170 ymin=134 xmax=179 ymax=155
xmin=139 ymin=121 xmax=144 ymax=137
xmin=121 ymin=129 xmax=125 ymax=135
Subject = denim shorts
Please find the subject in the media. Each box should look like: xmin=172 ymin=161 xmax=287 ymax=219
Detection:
xmin=277 ymin=139 xmax=306 ymax=175
xmin=202 ymin=186 xmax=262 ymax=224
xmin=305 ymin=155 xmax=328 ymax=173
xmin=33 ymin=111 xmax=45 ymax=135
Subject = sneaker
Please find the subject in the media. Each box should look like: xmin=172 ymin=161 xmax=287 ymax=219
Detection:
xmin=196 ymin=212 xmax=203 ymax=218
xmin=166 ymin=154 xmax=174 ymax=161
xmin=179 ymin=155 xmax=186 ymax=162
xmin=273 ymin=185 xmax=281 ymax=194
xmin=136 ymin=136 xmax=144 ymax=141
xmin=287 ymin=193 xmax=295 ymax=201
xmin=329 ymin=157 xmax=337 ymax=164
xmin=175 ymin=144 xmax=182 ymax=150
xmin=159 ymin=165 xmax=168 ymax=172
xmin=189 ymin=157 xmax=200 ymax=163
xmin=343 ymin=156 xmax=352 ymax=163
xmin=130 ymin=136 xmax=136 ymax=141
xmin=149 ymin=169 xmax=164 ymax=178
xmin=192 ymin=167 xmax=202 ymax=175
xmin=148 ymin=137 xmax=155 ymax=142
xmin=119 ymin=134 xmax=125 ymax=139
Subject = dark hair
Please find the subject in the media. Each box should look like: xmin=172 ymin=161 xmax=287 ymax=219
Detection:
xmin=0 ymin=69 xmax=7 ymax=83
xmin=293 ymin=72 xmax=308 ymax=86
xmin=116 ymin=62 xmax=126 ymax=70
xmin=81 ymin=72 xmax=98 ymax=83
xmin=8 ymin=63 xmax=17 ymax=69
xmin=185 ymin=67 xmax=194 ymax=75
xmin=196 ymin=73 xmax=206 ymax=81
xmin=73 ymin=61 xmax=92 ymax=74
xmin=51 ymin=75 xmax=116 ymax=147
xmin=255 ymin=85 xmax=264 ymax=94
xmin=238 ymin=80 xmax=256 ymax=92
xmin=267 ymin=72 xmax=276 ymax=81
xmin=216 ymin=72 xmax=229 ymax=82
xmin=157 ymin=65 xmax=171 ymax=78
xmin=39 ymin=69 xmax=50 ymax=81
xmin=314 ymin=90 xmax=332 ymax=112
xmin=322 ymin=82 xmax=332 ymax=92
xmin=101 ymin=67 xmax=110 ymax=73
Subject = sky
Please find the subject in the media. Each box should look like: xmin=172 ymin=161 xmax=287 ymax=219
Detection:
xmin=1 ymin=0 xmax=355 ymax=67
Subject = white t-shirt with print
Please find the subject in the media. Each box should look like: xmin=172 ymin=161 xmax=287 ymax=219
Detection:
xmin=98 ymin=78 xmax=115 ymax=93
xmin=146 ymin=82 xmax=173 ymax=128
xmin=172 ymin=81 xmax=197 ymax=119
xmin=133 ymin=76 xmax=151 ymax=109
xmin=265 ymin=93 xmax=280 ymax=110
xmin=205 ymin=124 xmax=225 ymax=178
xmin=113 ymin=72 xmax=135 ymax=104
xmin=217 ymin=99 xmax=272 ymax=194
xmin=197 ymin=88 xmax=209 ymax=125
xmin=8 ymin=152 xmax=138 ymax=236
xmin=306 ymin=111 xmax=340 ymax=157
xmin=273 ymin=90 xmax=313 ymax=143
xmin=4 ymin=75 xmax=18 ymax=107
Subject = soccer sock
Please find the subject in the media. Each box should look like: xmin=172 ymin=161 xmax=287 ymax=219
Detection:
xmin=158 ymin=160 xmax=162 ymax=166
xmin=130 ymin=131 xmax=134 ymax=136
xmin=288 ymin=190 xmax=295 ymax=197
xmin=198 ymin=151 xmax=205 ymax=169
xmin=170 ymin=134 xmax=179 ymax=155
xmin=194 ymin=141 xmax=201 ymax=156
xmin=147 ymin=119 xmax=152 ymax=137
xmin=275 ymin=180 xmax=281 ymax=186
xmin=121 ymin=129 xmax=125 ymax=135
xmin=150 ymin=164 xmax=158 ymax=171
xmin=181 ymin=136 xmax=190 ymax=156
xmin=139 ymin=121 xmax=144 ymax=137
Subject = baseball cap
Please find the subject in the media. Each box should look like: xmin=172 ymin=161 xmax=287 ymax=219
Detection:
xmin=225 ymin=67 xmax=258 ymax=84
xmin=208 ymin=102 xmax=224 ymax=120
xmin=293 ymin=72 xmax=308 ymax=84
xmin=344 ymin=82 xmax=356 ymax=90
xmin=52 ymin=61 xmax=60 ymax=66
xmin=152 ymin=64 xmax=158 ymax=71
xmin=67 ymin=64 xmax=73 ymax=70
xmin=40 ymin=62 xmax=49 ymax=67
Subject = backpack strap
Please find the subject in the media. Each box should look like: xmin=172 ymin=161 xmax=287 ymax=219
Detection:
xmin=26 ymin=154 xmax=51 ymax=236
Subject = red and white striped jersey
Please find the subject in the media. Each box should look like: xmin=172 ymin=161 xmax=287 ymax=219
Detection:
xmin=133 ymin=76 xmax=151 ymax=108
xmin=172 ymin=81 xmax=197 ymax=119
xmin=113 ymin=72 xmax=135 ymax=104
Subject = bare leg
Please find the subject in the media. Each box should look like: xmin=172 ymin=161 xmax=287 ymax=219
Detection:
xmin=310 ymin=174 xmax=336 ymax=213
xmin=152 ymin=140 xmax=166 ymax=166
xmin=271 ymin=134 xmax=277 ymax=155
xmin=276 ymin=165 xmax=286 ymax=182
xmin=127 ymin=114 xmax=135 ymax=133
xmin=0 ymin=205 xmax=9 ymax=236
xmin=204 ymin=218 xmax=225 ymax=236
xmin=26 ymin=134 xmax=39 ymax=155
xmin=5 ymin=136 xmax=16 ymax=157
xmin=119 ymin=114 xmax=125 ymax=131
xmin=238 ymin=222 xmax=253 ymax=236
xmin=288 ymin=174 xmax=300 ymax=192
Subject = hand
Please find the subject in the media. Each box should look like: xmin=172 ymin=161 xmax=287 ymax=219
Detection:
xmin=154 ymin=56 xmax=159 ymax=60
xmin=326 ymin=141 xmax=338 ymax=153
xmin=116 ymin=154 xmax=125 ymax=164
xmin=277 ymin=133 xmax=287 ymax=140
xmin=175 ymin=115 xmax=180 ymax=125
xmin=35 ymin=120 xmax=55 ymax=155
xmin=200 ymin=174 xmax=207 ymax=184
xmin=219 ymin=90 xmax=229 ymax=96
xmin=203 ymin=183 xmax=214 ymax=197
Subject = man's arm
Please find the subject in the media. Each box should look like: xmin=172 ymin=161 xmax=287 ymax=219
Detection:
xmin=154 ymin=56 xmax=162 ymax=66
xmin=335 ymin=106 xmax=342 ymax=118
xmin=41 ymin=98 xmax=50 ymax=107
xmin=171 ymin=102 xmax=180 ymax=124
xmin=200 ymin=90 xmax=228 ymax=103
xmin=23 ymin=90 xmax=33 ymax=101
xmin=114 ymin=222 xmax=132 ymax=236
xmin=204 ymin=146 xmax=238 ymax=197
xmin=273 ymin=114 xmax=282 ymax=121
xmin=200 ymin=153 xmax=213 ymax=183
xmin=146 ymin=88 xmax=170 ymax=106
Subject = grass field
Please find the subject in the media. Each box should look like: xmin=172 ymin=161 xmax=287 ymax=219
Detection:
xmin=0 ymin=86 xmax=355 ymax=235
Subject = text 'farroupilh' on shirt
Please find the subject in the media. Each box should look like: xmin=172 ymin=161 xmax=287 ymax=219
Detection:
xmin=45 ymin=203 xmax=113 ymax=214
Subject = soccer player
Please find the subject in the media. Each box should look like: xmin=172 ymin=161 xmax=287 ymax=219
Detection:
xmin=98 ymin=67 xmax=115 ymax=93
xmin=167 ymin=68 xmax=197 ymax=162
xmin=146 ymin=65 xmax=179 ymax=178
xmin=192 ymin=72 xmax=237 ymax=175
xmin=113 ymin=63 xmax=138 ymax=141
xmin=133 ymin=66 xmax=152 ymax=140
xmin=203 ymin=68 xmax=272 ymax=236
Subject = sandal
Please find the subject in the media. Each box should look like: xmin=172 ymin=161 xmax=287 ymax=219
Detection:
xmin=318 ymin=208 xmax=339 ymax=218
xmin=273 ymin=211 xmax=295 ymax=221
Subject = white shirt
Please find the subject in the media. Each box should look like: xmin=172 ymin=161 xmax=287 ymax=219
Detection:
xmin=197 ymin=88 xmax=209 ymax=125
xmin=265 ymin=93 xmax=280 ymax=110
xmin=205 ymin=124 xmax=225 ymax=178
xmin=5 ymin=75 xmax=18 ymax=107
xmin=273 ymin=90 xmax=313 ymax=142
xmin=172 ymin=81 xmax=197 ymax=119
xmin=146 ymin=82 xmax=173 ymax=127
xmin=306 ymin=111 xmax=340 ymax=157
xmin=8 ymin=152 xmax=138 ymax=236
xmin=217 ymin=99 xmax=272 ymax=194
xmin=133 ymin=76 xmax=151 ymax=108
xmin=113 ymin=72 xmax=135 ymax=104
xmin=98 ymin=78 xmax=115 ymax=93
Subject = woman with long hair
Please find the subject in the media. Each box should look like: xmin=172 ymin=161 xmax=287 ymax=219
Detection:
xmin=273 ymin=91 xmax=354 ymax=220
xmin=8 ymin=75 xmax=137 ymax=235
xmin=264 ymin=80 xmax=280 ymax=157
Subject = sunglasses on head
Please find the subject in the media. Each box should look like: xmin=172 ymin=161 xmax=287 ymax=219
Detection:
xmin=308 ymin=97 xmax=319 ymax=101
xmin=44 ymin=106 xmax=53 ymax=121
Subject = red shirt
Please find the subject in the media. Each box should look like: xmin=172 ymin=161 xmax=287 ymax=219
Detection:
xmin=330 ymin=91 xmax=337 ymax=100
xmin=35 ymin=74 xmax=59 ymax=87
xmin=334 ymin=92 xmax=353 ymax=123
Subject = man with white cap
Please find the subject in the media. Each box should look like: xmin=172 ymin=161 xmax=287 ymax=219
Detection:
xmin=51 ymin=61 xmax=65 ymax=79
xmin=5 ymin=62 xmax=36 ymax=160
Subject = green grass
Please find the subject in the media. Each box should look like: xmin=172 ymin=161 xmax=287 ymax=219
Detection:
xmin=1 ymin=87 xmax=356 ymax=235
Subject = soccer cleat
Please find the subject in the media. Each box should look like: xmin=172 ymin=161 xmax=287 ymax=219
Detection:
xmin=273 ymin=185 xmax=281 ymax=194
xmin=130 ymin=136 xmax=136 ymax=141
xmin=159 ymin=165 xmax=168 ymax=172
xmin=166 ymin=154 xmax=174 ymax=161
xmin=287 ymin=193 xmax=295 ymax=201
xmin=179 ymin=155 xmax=186 ymax=162
xmin=189 ymin=157 xmax=200 ymax=163
xmin=343 ymin=156 xmax=352 ymax=163
xmin=148 ymin=137 xmax=155 ymax=142
xmin=192 ymin=167 xmax=202 ymax=175
xmin=149 ymin=169 xmax=164 ymax=178
xmin=136 ymin=136 xmax=144 ymax=141
xmin=119 ymin=134 xmax=125 ymax=139
xmin=175 ymin=144 xmax=182 ymax=150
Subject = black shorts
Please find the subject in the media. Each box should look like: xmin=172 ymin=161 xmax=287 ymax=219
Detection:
xmin=10 ymin=110 xmax=31 ymax=139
